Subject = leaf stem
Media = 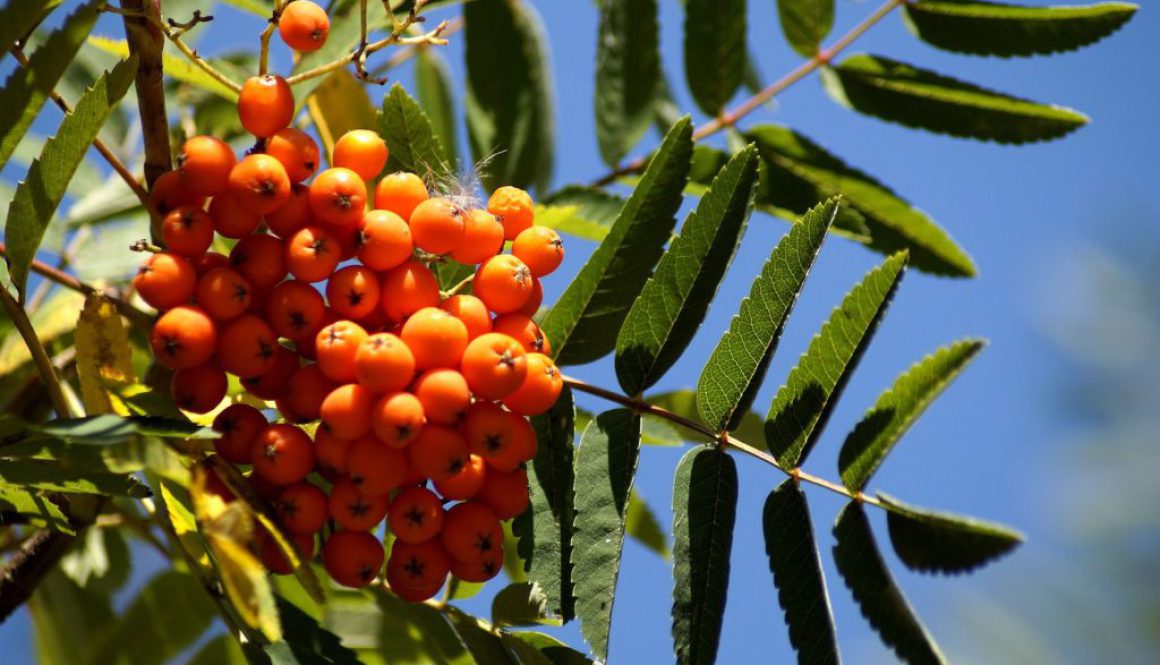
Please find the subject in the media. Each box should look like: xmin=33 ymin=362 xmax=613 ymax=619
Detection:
xmin=0 ymin=287 xmax=73 ymax=418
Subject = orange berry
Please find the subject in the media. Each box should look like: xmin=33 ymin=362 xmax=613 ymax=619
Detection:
xmin=387 ymin=539 xmax=450 ymax=597
xmin=160 ymin=205 xmax=214 ymax=257
xmin=371 ymin=391 xmax=426 ymax=448
xmin=195 ymin=267 xmax=252 ymax=320
xmin=492 ymin=314 xmax=550 ymax=355
xmin=332 ymin=129 xmax=388 ymax=181
xmin=380 ymin=259 xmax=439 ymax=322
xmin=408 ymin=198 xmax=465 ymax=255
xmin=323 ymin=529 xmax=384 ymax=587
xmin=328 ymin=477 xmax=389 ymax=531
xmin=487 ymin=409 xmax=537 ymax=472
xmin=373 ymin=172 xmax=428 ymax=221
xmin=217 ymin=314 xmax=278 ymax=378
xmin=447 ymin=209 xmax=504 ymax=265
xmin=354 ymin=333 xmax=415 ymax=393
xmin=266 ymin=280 xmax=326 ymax=340
xmin=450 ymin=545 xmax=503 ymax=584
xmin=238 ymin=74 xmax=294 ymax=138
xmin=488 ymin=186 xmax=534 ymax=240
xmin=208 ymin=191 xmax=263 ymax=239
xmin=319 ymin=383 xmax=375 ymax=440
xmin=277 ymin=482 xmax=329 ymax=535
xmin=503 ymin=353 xmax=562 ymax=416
xmin=518 ymin=276 xmax=543 ymax=316
xmin=473 ymin=254 xmax=534 ymax=314
xmin=134 ymin=252 xmax=195 ymax=311
xmin=347 ymin=436 xmax=409 ymax=496
xmin=413 ymin=369 xmax=471 ymax=425
xmin=400 ymin=307 xmax=469 ymax=371
xmin=459 ymin=332 xmax=528 ymax=400
xmin=356 ymin=209 xmax=412 ymax=270
xmin=512 ymin=226 xmax=563 ymax=277
xmin=278 ymin=0 xmax=330 ymax=53
xmin=193 ymin=251 xmax=231 ymax=275
xmin=229 ymin=234 xmax=287 ymax=289
xmin=266 ymin=127 xmax=320 ymax=183
xmin=441 ymin=501 xmax=502 ymax=562
xmin=314 ymin=428 xmax=352 ymax=476
xmin=151 ymin=306 xmax=217 ymax=369
xmin=284 ymin=225 xmax=341 ymax=283
xmin=326 ymin=265 xmax=382 ymax=320
xmin=388 ymin=486 xmax=444 ymax=544
xmin=266 ymin=183 xmax=314 ymax=238
xmin=178 ymin=135 xmax=236 ymax=196
xmin=240 ymin=344 xmax=300 ymax=400
xmin=171 ymin=362 xmax=227 ymax=414
xmin=252 ymin=424 xmax=315 ymax=485
xmin=440 ymin=295 xmax=492 ymax=341
xmin=315 ymin=320 xmax=368 ymax=383
xmin=214 ymin=403 xmax=268 ymax=464
xmin=228 ymin=153 xmax=291 ymax=215
xmin=463 ymin=401 xmax=516 ymax=462
xmin=284 ymin=363 xmax=336 ymax=420
xmin=149 ymin=170 xmax=205 ymax=216
xmin=249 ymin=470 xmax=285 ymax=502
xmin=260 ymin=530 xmax=316 ymax=576
xmin=475 ymin=465 xmax=529 ymax=520
xmin=309 ymin=167 xmax=367 ymax=228
xmin=433 ymin=454 xmax=487 ymax=501
xmin=408 ymin=424 xmax=469 ymax=481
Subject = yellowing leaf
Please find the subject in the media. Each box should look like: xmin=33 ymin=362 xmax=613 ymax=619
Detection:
xmin=161 ymin=481 xmax=211 ymax=570
xmin=0 ymin=289 xmax=84 ymax=372
xmin=87 ymin=35 xmax=238 ymax=101
xmin=307 ymin=69 xmax=377 ymax=167
xmin=75 ymin=294 xmax=135 ymax=415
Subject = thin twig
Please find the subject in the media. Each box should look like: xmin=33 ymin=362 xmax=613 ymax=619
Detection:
xmin=130 ymin=4 xmax=242 ymax=94
xmin=371 ymin=17 xmax=464 ymax=77
xmin=258 ymin=1 xmax=285 ymax=76
xmin=0 ymin=288 xmax=72 ymax=418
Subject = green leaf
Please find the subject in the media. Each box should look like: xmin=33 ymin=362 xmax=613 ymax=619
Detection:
xmin=219 ymin=0 xmax=267 ymax=16
xmin=0 ymin=459 xmax=150 ymax=497
xmin=595 ymin=0 xmax=660 ymax=165
xmin=777 ymin=0 xmax=835 ymax=57
xmin=90 ymin=571 xmax=216 ymax=665
xmin=414 ymin=48 xmax=459 ymax=169
xmin=374 ymin=591 xmax=475 ymax=665
xmin=0 ymin=0 xmax=99 ymax=171
xmin=832 ymin=503 xmax=947 ymax=665
xmin=766 ymin=252 xmax=909 ymax=469
xmin=30 ymin=569 xmax=114 ymax=665
xmin=187 ymin=635 xmax=248 ymax=665
xmin=506 ymin=633 xmax=595 ymax=665
xmin=821 ymin=53 xmax=1089 ymax=144
xmin=380 ymin=83 xmax=452 ymax=183
xmin=747 ymin=124 xmax=976 ymax=277
xmin=513 ymin=386 xmax=576 ymax=620
xmin=434 ymin=258 xmax=476 ymax=292
xmin=538 ymin=186 xmax=626 ymax=242
xmin=248 ymin=596 xmax=362 ymax=665
xmin=464 ymin=0 xmax=555 ymax=192
xmin=615 ymin=144 xmax=759 ymax=395
xmin=307 ymin=69 xmax=378 ymax=164
xmin=4 ymin=55 xmax=138 ymax=298
xmin=445 ymin=606 xmax=517 ymax=664
xmin=0 ymin=0 xmax=61 ymax=64
xmin=570 ymin=409 xmax=641 ymax=661
xmin=446 ymin=576 xmax=485 ymax=602
xmin=541 ymin=117 xmax=693 ymax=365
xmin=86 ymin=35 xmax=237 ymax=101
xmin=684 ymin=0 xmax=746 ymax=115
xmin=59 ymin=527 xmax=131 ymax=595
xmin=902 ymin=1 xmax=1138 ymax=58
xmin=878 ymin=493 xmax=1023 ymax=575
xmin=670 ymin=445 xmax=737 ymax=665
xmin=492 ymin=582 xmax=562 ymax=627
xmin=0 ymin=486 xmax=72 ymax=533
xmin=626 ymin=488 xmax=669 ymax=559
xmin=763 ymin=481 xmax=841 ymax=665
xmin=32 ymin=414 xmax=214 ymax=444
xmin=646 ymin=390 xmax=766 ymax=448
xmin=838 ymin=339 xmax=986 ymax=492
xmin=696 ymin=198 xmax=838 ymax=433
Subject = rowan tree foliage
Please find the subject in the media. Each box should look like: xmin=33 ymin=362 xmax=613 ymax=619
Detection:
xmin=0 ymin=0 xmax=1140 ymax=663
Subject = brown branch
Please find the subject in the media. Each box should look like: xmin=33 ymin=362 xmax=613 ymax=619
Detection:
xmin=0 ymin=530 xmax=76 ymax=623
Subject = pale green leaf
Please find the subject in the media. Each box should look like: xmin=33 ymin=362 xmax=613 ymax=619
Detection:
xmin=30 ymin=570 xmax=114 ymax=665
xmin=538 ymin=186 xmax=625 ymax=242
xmin=646 ymin=390 xmax=766 ymax=448
xmin=777 ymin=0 xmax=835 ymax=57
xmin=684 ymin=0 xmax=745 ymax=115
xmin=445 ymin=606 xmax=517 ymax=664
xmin=249 ymin=596 xmax=362 ymax=665
xmin=0 ymin=486 xmax=73 ymax=533
xmin=595 ymin=0 xmax=660 ymax=165
xmin=187 ymin=635 xmax=248 ymax=665
xmin=87 ymin=35 xmax=237 ymax=101
xmin=878 ymin=493 xmax=1023 ymax=575
xmin=374 ymin=590 xmax=475 ymax=665
xmin=0 ymin=459 xmax=150 ymax=497
xmin=59 ymin=527 xmax=130 ymax=595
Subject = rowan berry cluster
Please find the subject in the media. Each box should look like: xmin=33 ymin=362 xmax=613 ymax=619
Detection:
xmin=133 ymin=8 xmax=565 ymax=599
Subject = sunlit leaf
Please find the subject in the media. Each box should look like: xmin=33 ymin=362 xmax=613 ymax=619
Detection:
xmin=75 ymin=294 xmax=135 ymax=416
xmin=87 ymin=35 xmax=237 ymax=101
xmin=307 ymin=68 xmax=377 ymax=168
xmin=0 ymin=460 xmax=149 ymax=497
xmin=89 ymin=571 xmax=216 ymax=665
xmin=492 ymin=582 xmax=562 ymax=627
xmin=0 ymin=485 xmax=73 ymax=533
xmin=380 ymin=83 xmax=453 ymax=184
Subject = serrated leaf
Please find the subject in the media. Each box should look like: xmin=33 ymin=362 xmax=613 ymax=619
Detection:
xmin=832 ymin=503 xmax=947 ymax=665
xmin=374 ymin=591 xmax=475 ymax=665
xmin=777 ymin=0 xmax=835 ymax=57
xmin=380 ymin=83 xmax=452 ymax=184
xmin=684 ymin=0 xmax=746 ymax=115
xmin=464 ymin=0 xmax=554 ymax=192
xmin=570 ymin=409 xmax=641 ymax=661
xmin=696 ymin=198 xmax=838 ymax=433
xmin=4 ymin=55 xmax=138 ymax=298
xmin=492 ymin=582 xmax=562 ymax=627
xmin=307 ymin=69 xmax=377 ymax=167
xmin=766 ymin=252 xmax=909 ymax=469
xmin=538 ymin=186 xmax=626 ymax=242
xmin=0 ymin=0 xmax=99 ymax=171
xmin=903 ymin=0 xmax=1137 ymax=58
xmin=839 ymin=339 xmax=985 ymax=492
xmin=615 ymin=145 xmax=758 ymax=395
xmin=541 ymin=117 xmax=693 ymax=366
xmin=746 ymin=125 xmax=974 ymax=277
xmin=89 ymin=571 xmax=216 ymax=665
xmin=626 ymin=488 xmax=669 ymax=559
xmin=763 ymin=481 xmax=842 ymax=665
xmin=821 ymin=53 xmax=1088 ymax=144
xmin=507 ymin=633 xmax=595 ymax=665
xmin=595 ymin=0 xmax=660 ymax=165
xmin=75 ymin=295 xmax=135 ymax=416
xmin=415 ymin=48 xmax=459 ymax=168
xmin=0 ymin=485 xmax=73 ymax=533
xmin=671 ymin=445 xmax=737 ymax=665
xmin=0 ymin=0 xmax=61 ymax=65
xmin=878 ymin=493 xmax=1023 ymax=575
xmin=513 ymin=386 xmax=576 ymax=620
xmin=31 ymin=414 xmax=214 ymax=444
xmin=86 ymin=35 xmax=237 ymax=101
xmin=0 ymin=460 xmax=149 ymax=497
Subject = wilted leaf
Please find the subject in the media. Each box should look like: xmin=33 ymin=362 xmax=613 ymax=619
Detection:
xmin=878 ymin=493 xmax=1023 ymax=575
xmin=75 ymin=295 xmax=135 ymax=416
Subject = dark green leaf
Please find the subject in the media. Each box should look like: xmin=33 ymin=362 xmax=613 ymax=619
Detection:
xmin=507 ymin=633 xmax=594 ymax=665
xmin=0 ymin=0 xmax=61 ymax=64
xmin=833 ymin=504 xmax=947 ymax=665
xmin=464 ymin=0 xmax=554 ymax=192
xmin=878 ymin=493 xmax=1023 ymax=575
xmin=0 ymin=486 xmax=72 ymax=533
xmin=539 ymin=186 xmax=626 ymax=242
xmin=374 ymin=591 xmax=475 ymax=665
xmin=626 ymin=488 xmax=669 ymax=559
xmin=380 ymin=83 xmax=453 ymax=183
xmin=541 ymin=117 xmax=693 ymax=365
xmin=671 ymin=445 xmax=737 ymax=665
xmin=570 ymin=409 xmax=641 ymax=661
xmin=747 ymin=124 xmax=976 ymax=277
xmin=838 ymin=339 xmax=985 ymax=492
xmin=32 ymin=414 xmax=214 ymax=444
xmin=684 ymin=0 xmax=746 ymax=115
xmin=445 ymin=606 xmax=517 ymax=664
xmin=4 ymin=55 xmax=138 ymax=297
xmin=595 ymin=0 xmax=660 ymax=165
xmin=414 ymin=48 xmax=459 ymax=168
xmin=766 ymin=252 xmax=909 ymax=468
xmin=492 ymin=582 xmax=562 ymax=627
xmin=247 ymin=596 xmax=362 ymax=665
xmin=615 ymin=144 xmax=759 ymax=395
xmin=0 ymin=459 xmax=150 ymax=497
xmin=821 ymin=53 xmax=1088 ymax=144
xmin=0 ymin=1 xmax=98 ymax=170
xmin=434 ymin=258 xmax=476 ymax=292
xmin=696 ymin=198 xmax=838 ymax=433
xmin=513 ymin=386 xmax=576 ymax=620
xmin=763 ymin=481 xmax=841 ymax=665
xmin=777 ymin=0 xmax=835 ymax=57
xmin=90 ymin=571 xmax=216 ymax=665
xmin=187 ymin=635 xmax=248 ymax=665
xmin=903 ymin=0 xmax=1137 ymax=58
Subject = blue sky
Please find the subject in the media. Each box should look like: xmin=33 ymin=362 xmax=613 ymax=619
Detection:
xmin=2 ymin=1 xmax=1157 ymax=663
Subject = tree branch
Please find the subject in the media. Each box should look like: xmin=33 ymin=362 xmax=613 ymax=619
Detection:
xmin=120 ymin=0 xmax=172 ymax=199
xmin=0 ymin=530 xmax=76 ymax=623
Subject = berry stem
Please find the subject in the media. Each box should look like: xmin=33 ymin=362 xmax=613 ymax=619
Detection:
xmin=258 ymin=0 xmax=286 ymax=76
